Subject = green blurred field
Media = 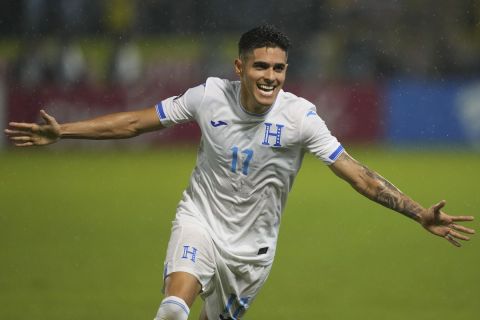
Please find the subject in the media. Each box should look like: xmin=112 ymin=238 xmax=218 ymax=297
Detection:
xmin=1 ymin=147 xmax=479 ymax=320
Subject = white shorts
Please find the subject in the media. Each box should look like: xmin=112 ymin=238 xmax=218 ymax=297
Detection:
xmin=163 ymin=219 xmax=272 ymax=319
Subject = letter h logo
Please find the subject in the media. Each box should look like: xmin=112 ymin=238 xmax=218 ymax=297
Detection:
xmin=262 ymin=123 xmax=284 ymax=147
xmin=181 ymin=245 xmax=198 ymax=263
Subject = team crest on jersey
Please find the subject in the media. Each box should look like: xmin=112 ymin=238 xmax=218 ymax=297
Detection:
xmin=262 ymin=122 xmax=284 ymax=147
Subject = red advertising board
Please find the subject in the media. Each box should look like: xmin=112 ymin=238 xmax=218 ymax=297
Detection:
xmin=5 ymin=81 xmax=382 ymax=147
xmin=6 ymin=83 xmax=201 ymax=147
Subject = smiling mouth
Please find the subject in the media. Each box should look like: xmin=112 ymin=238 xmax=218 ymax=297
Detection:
xmin=257 ymin=83 xmax=276 ymax=96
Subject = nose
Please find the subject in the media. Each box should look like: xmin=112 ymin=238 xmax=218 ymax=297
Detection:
xmin=264 ymin=68 xmax=275 ymax=83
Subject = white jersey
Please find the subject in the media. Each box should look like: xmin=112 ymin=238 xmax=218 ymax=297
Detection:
xmin=156 ymin=77 xmax=344 ymax=265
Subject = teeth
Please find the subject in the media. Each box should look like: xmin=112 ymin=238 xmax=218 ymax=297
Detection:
xmin=258 ymin=84 xmax=274 ymax=91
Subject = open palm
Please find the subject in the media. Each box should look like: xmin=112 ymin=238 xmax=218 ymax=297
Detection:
xmin=4 ymin=110 xmax=61 ymax=146
xmin=420 ymin=200 xmax=475 ymax=247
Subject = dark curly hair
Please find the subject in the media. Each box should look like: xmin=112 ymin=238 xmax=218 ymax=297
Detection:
xmin=238 ymin=25 xmax=291 ymax=59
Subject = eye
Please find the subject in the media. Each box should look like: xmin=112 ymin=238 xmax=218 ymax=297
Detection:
xmin=274 ymin=64 xmax=286 ymax=72
xmin=253 ymin=62 xmax=269 ymax=70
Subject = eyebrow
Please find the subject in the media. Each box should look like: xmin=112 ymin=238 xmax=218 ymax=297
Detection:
xmin=252 ymin=61 xmax=286 ymax=68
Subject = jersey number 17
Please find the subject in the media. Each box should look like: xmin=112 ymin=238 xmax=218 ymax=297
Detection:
xmin=230 ymin=146 xmax=254 ymax=175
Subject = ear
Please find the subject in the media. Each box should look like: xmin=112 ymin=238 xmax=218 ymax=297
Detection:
xmin=234 ymin=58 xmax=243 ymax=76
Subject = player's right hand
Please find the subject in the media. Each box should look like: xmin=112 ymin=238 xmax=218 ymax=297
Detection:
xmin=4 ymin=110 xmax=61 ymax=147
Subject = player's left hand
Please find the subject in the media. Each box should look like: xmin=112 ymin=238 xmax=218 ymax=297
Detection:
xmin=419 ymin=200 xmax=475 ymax=247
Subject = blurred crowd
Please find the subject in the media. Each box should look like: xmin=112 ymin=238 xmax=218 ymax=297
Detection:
xmin=0 ymin=0 xmax=479 ymax=89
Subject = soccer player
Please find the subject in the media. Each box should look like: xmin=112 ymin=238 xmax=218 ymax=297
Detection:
xmin=4 ymin=25 xmax=475 ymax=320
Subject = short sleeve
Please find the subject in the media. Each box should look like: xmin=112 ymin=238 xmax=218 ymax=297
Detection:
xmin=300 ymin=108 xmax=345 ymax=165
xmin=154 ymin=83 xmax=206 ymax=127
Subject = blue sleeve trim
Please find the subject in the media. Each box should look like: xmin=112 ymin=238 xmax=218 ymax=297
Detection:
xmin=155 ymin=102 xmax=167 ymax=120
xmin=163 ymin=263 xmax=168 ymax=280
xmin=328 ymin=144 xmax=344 ymax=161
xmin=161 ymin=300 xmax=189 ymax=315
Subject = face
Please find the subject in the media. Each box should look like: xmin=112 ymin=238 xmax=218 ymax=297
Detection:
xmin=235 ymin=47 xmax=288 ymax=114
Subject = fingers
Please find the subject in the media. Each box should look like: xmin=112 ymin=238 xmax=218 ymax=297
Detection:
xmin=6 ymin=122 xmax=35 ymax=131
xmin=445 ymin=228 xmax=472 ymax=247
xmin=14 ymin=142 xmax=34 ymax=147
xmin=431 ymin=200 xmax=446 ymax=224
xmin=5 ymin=110 xmax=55 ymax=133
xmin=450 ymin=223 xmax=475 ymax=234
xmin=444 ymin=226 xmax=474 ymax=247
xmin=9 ymin=136 xmax=35 ymax=146
xmin=444 ymin=233 xmax=461 ymax=247
xmin=4 ymin=128 xmax=34 ymax=146
xmin=10 ymin=136 xmax=32 ymax=142
xmin=5 ymin=127 xmax=33 ymax=139
xmin=448 ymin=230 xmax=470 ymax=241
xmin=4 ymin=129 xmax=32 ymax=137
xmin=433 ymin=200 xmax=446 ymax=214
xmin=40 ymin=109 xmax=55 ymax=124
xmin=9 ymin=136 xmax=34 ymax=146
xmin=451 ymin=215 xmax=475 ymax=222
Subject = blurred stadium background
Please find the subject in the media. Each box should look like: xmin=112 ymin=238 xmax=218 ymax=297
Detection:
xmin=1 ymin=1 xmax=479 ymax=319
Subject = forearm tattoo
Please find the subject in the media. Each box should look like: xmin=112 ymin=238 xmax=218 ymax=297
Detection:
xmin=338 ymin=153 xmax=424 ymax=221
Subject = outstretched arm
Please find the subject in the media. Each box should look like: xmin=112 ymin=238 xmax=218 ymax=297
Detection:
xmin=330 ymin=151 xmax=475 ymax=247
xmin=4 ymin=107 xmax=163 ymax=146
